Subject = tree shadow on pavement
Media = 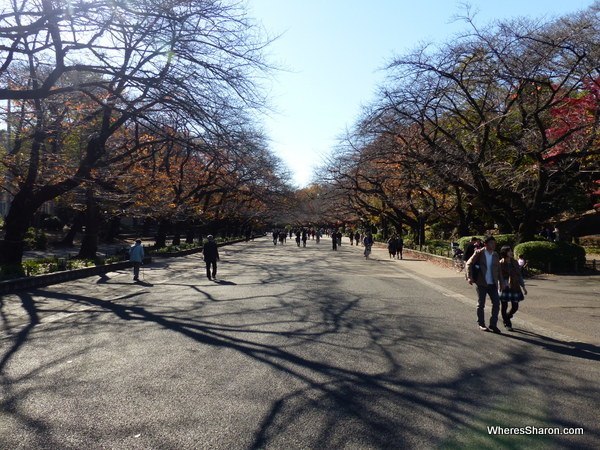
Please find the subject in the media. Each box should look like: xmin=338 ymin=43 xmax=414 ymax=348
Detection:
xmin=0 ymin=293 xmax=39 ymax=373
xmin=508 ymin=329 xmax=600 ymax=361
xmin=1 ymin=238 xmax=598 ymax=449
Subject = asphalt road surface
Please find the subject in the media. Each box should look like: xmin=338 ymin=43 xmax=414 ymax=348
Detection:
xmin=1 ymin=237 xmax=598 ymax=449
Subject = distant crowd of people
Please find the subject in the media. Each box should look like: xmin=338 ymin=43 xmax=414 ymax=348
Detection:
xmin=128 ymin=227 xmax=532 ymax=334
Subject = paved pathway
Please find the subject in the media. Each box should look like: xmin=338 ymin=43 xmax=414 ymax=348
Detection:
xmin=1 ymin=237 xmax=598 ymax=449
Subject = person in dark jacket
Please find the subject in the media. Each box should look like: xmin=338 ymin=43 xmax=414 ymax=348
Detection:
xmin=203 ymin=235 xmax=220 ymax=280
xmin=463 ymin=236 xmax=479 ymax=262
xmin=466 ymin=236 xmax=505 ymax=333
xmin=396 ymin=235 xmax=404 ymax=260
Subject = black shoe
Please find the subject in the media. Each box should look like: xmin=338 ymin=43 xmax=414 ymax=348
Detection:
xmin=207 ymin=276 xmax=212 ymax=280
xmin=133 ymin=277 xmax=139 ymax=281
xmin=478 ymin=325 xmax=489 ymax=332
xmin=489 ymin=326 xmax=502 ymax=334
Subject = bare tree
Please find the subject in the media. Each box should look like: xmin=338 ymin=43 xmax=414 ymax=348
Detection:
xmin=0 ymin=0 xmax=272 ymax=264
xmin=375 ymin=7 xmax=599 ymax=240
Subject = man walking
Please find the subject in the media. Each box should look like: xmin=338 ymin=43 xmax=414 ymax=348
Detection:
xmin=203 ymin=235 xmax=220 ymax=280
xmin=466 ymin=236 xmax=505 ymax=333
xmin=129 ymin=239 xmax=145 ymax=282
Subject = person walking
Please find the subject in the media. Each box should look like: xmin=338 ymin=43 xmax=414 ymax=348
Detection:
xmin=355 ymin=231 xmax=361 ymax=246
xmin=363 ymin=232 xmax=373 ymax=259
xmin=203 ymin=235 xmax=220 ymax=281
xmin=498 ymin=246 xmax=527 ymax=331
xmin=331 ymin=231 xmax=338 ymax=251
xmin=387 ymin=236 xmax=397 ymax=259
xmin=301 ymin=229 xmax=308 ymax=247
xmin=466 ymin=236 xmax=505 ymax=333
xmin=463 ymin=237 xmax=478 ymax=262
xmin=129 ymin=239 xmax=145 ymax=282
xmin=396 ymin=235 xmax=404 ymax=260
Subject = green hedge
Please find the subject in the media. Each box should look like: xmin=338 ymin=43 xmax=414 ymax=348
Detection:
xmin=514 ymin=241 xmax=586 ymax=273
xmin=1 ymin=257 xmax=96 ymax=281
xmin=24 ymin=227 xmax=48 ymax=250
xmin=457 ymin=234 xmax=517 ymax=250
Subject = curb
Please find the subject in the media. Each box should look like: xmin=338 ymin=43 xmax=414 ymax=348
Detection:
xmin=0 ymin=236 xmax=262 ymax=294
xmin=0 ymin=261 xmax=132 ymax=295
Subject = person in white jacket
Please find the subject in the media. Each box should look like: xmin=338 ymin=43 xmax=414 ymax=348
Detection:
xmin=129 ymin=239 xmax=145 ymax=281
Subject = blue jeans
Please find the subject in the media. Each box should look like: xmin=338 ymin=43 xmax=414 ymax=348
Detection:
xmin=476 ymin=284 xmax=500 ymax=327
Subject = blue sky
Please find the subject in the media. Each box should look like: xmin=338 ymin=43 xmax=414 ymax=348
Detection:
xmin=247 ymin=0 xmax=597 ymax=187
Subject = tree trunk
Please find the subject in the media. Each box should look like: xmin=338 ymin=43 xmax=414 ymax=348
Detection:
xmin=0 ymin=191 xmax=34 ymax=266
xmin=155 ymin=219 xmax=169 ymax=248
xmin=517 ymin=213 xmax=538 ymax=244
xmin=106 ymin=217 xmax=121 ymax=243
xmin=185 ymin=223 xmax=195 ymax=244
xmin=60 ymin=212 xmax=84 ymax=247
xmin=78 ymin=190 xmax=100 ymax=259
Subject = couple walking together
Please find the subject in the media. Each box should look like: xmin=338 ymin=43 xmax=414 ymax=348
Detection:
xmin=465 ymin=236 xmax=527 ymax=333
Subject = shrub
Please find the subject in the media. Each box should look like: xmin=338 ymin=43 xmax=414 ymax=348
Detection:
xmin=457 ymin=235 xmax=482 ymax=251
xmin=23 ymin=227 xmax=48 ymax=250
xmin=514 ymin=241 xmax=586 ymax=273
xmin=0 ymin=264 xmax=25 ymax=281
xmin=67 ymin=259 xmax=95 ymax=270
xmin=22 ymin=258 xmax=57 ymax=276
xmin=42 ymin=215 xmax=63 ymax=231
xmin=155 ymin=242 xmax=201 ymax=253
xmin=426 ymin=239 xmax=449 ymax=249
xmin=493 ymin=234 xmax=517 ymax=249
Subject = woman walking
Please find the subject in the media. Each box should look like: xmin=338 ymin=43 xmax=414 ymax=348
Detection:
xmin=498 ymin=245 xmax=527 ymax=331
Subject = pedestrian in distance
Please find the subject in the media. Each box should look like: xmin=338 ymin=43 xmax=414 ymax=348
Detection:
xmin=387 ymin=236 xmax=397 ymax=259
xmin=129 ymin=239 xmax=145 ymax=282
xmin=466 ymin=236 xmax=505 ymax=333
xmin=396 ymin=235 xmax=404 ymax=260
xmin=463 ymin=236 xmax=479 ymax=263
xmin=331 ymin=232 xmax=338 ymax=251
xmin=498 ymin=246 xmax=527 ymax=331
xmin=301 ymin=229 xmax=308 ymax=247
xmin=363 ymin=232 xmax=373 ymax=259
xmin=203 ymin=235 xmax=220 ymax=281
xmin=517 ymin=254 xmax=529 ymax=278
xmin=349 ymin=232 xmax=354 ymax=246
xmin=295 ymin=230 xmax=301 ymax=247
xmin=355 ymin=231 xmax=361 ymax=246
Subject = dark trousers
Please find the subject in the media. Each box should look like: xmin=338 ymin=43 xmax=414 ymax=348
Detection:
xmin=476 ymin=284 xmax=500 ymax=327
xmin=205 ymin=260 xmax=217 ymax=279
xmin=133 ymin=262 xmax=141 ymax=280
xmin=501 ymin=301 xmax=519 ymax=324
